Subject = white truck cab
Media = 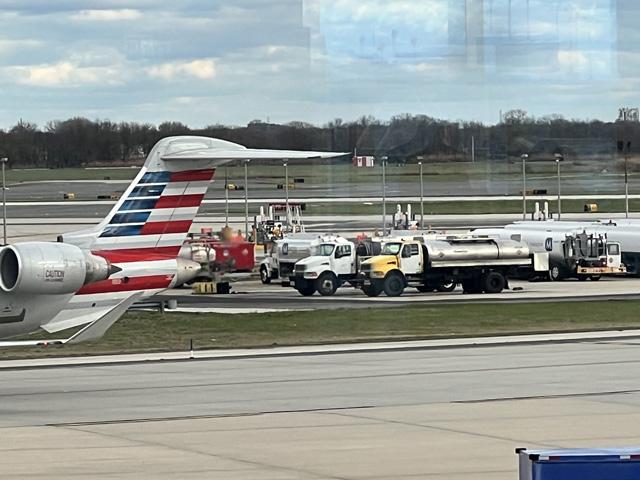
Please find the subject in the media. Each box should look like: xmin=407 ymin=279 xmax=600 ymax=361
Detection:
xmin=291 ymin=236 xmax=381 ymax=296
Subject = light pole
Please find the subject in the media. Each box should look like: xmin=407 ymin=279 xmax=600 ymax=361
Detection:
xmin=283 ymin=161 xmax=289 ymax=225
xmin=224 ymin=165 xmax=229 ymax=226
xmin=418 ymin=159 xmax=424 ymax=228
xmin=244 ymin=159 xmax=250 ymax=238
xmin=554 ymin=153 xmax=563 ymax=220
xmin=624 ymin=141 xmax=630 ymax=219
xmin=0 ymin=157 xmax=6 ymax=245
xmin=381 ymin=156 xmax=387 ymax=233
xmin=521 ymin=154 xmax=528 ymax=220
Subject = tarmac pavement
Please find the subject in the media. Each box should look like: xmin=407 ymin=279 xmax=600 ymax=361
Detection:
xmin=3 ymin=339 xmax=640 ymax=479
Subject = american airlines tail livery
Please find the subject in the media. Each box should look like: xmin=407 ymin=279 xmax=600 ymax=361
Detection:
xmin=0 ymin=136 xmax=344 ymax=346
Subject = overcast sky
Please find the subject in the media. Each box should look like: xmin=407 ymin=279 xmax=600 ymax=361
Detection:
xmin=0 ymin=0 xmax=638 ymax=128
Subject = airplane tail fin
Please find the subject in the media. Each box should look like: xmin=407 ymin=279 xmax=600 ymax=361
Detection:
xmin=62 ymin=135 xmax=345 ymax=265
xmin=62 ymin=137 xmax=219 ymax=263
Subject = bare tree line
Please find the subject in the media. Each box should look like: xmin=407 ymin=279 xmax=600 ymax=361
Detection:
xmin=0 ymin=111 xmax=636 ymax=168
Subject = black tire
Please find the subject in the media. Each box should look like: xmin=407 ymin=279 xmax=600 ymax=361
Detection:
xmin=383 ymin=272 xmax=405 ymax=297
xmin=316 ymin=272 xmax=338 ymax=296
xmin=362 ymin=283 xmax=382 ymax=297
xmin=549 ymin=265 xmax=562 ymax=282
xmin=436 ymin=282 xmax=456 ymax=293
xmin=260 ymin=266 xmax=272 ymax=284
xmin=483 ymin=271 xmax=506 ymax=294
xmin=216 ymin=282 xmax=231 ymax=294
xmin=590 ymin=275 xmax=601 ymax=281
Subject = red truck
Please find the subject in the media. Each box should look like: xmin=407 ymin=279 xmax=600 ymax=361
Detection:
xmin=178 ymin=231 xmax=256 ymax=292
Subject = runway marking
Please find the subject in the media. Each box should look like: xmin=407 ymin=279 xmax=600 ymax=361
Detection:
xmin=171 ymin=307 xmax=312 ymax=314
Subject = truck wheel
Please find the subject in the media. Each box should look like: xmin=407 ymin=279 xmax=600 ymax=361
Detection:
xmin=483 ymin=271 xmax=506 ymax=294
xmin=362 ymin=283 xmax=382 ymax=297
xmin=383 ymin=272 xmax=405 ymax=297
xmin=260 ymin=266 xmax=272 ymax=284
xmin=316 ymin=272 xmax=338 ymax=296
xmin=436 ymin=282 xmax=456 ymax=293
xmin=549 ymin=265 xmax=561 ymax=282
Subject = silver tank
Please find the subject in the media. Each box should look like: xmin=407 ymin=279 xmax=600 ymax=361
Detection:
xmin=425 ymin=239 xmax=530 ymax=264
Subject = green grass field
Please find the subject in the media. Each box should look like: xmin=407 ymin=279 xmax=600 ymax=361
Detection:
xmin=7 ymin=167 xmax=138 ymax=182
xmin=2 ymin=299 xmax=638 ymax=359
xmin=6 ymin=160 xmax=622 ymax=185
xmin=209 ymin=198 xmax=640 ymax=216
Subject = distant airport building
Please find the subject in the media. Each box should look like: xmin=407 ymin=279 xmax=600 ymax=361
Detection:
xmin=352 ymin=156 xmax=375 ymax=168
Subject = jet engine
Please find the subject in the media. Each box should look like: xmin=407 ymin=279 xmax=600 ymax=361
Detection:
xmin=0 ymin=242 xmax=112 ymax=295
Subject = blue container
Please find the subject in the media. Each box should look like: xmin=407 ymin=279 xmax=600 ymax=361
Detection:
xmin=517 ymin=448 xmax=640 ymax=480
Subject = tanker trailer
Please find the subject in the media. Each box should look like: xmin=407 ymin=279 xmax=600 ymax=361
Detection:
xmin=358 ymin=235 xmax=549 ymax=297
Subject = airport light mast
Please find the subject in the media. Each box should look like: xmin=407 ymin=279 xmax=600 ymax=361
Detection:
xmin=623 ymin=141 xmax=631 ymax=219
xmin=283 ymin=161 xmax=290 ymax=226
xmin=554 ymin=153 xmax=564 ymax=220
xmin=418 ymin=158 xmax=424 ymax=228
xmin=244 ymin=159 xmax=250 ymax=238
xmin=381 ymin=156 xmax=388 ymax=234
xmin=521 ymin=154 xmax=528 ymax=220
xmin=1 ymin=157 xmax=7 ymax=245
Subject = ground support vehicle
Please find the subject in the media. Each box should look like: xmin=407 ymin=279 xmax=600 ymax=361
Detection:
xmin=358 ymin=236 xmax=549 ymax=297
xmin=289 ymin=236 xmax=382 ymax=296
xmin=477 ymin=225 xmax=626 ymax=280
xmin=563 ymin=232 xmax=625 ymax=280
xmin=254 ymin=203 xmax=306 ymax=244
xmin=179 ymin=237 xmax=255 ymax=292
xmin=517 ymin=447 xmax=640 ymax=480
xmin=259 ymin=234 xmax=324 ymax=285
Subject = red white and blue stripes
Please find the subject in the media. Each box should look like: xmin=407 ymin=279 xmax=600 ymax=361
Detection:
xmin=76 ymin=168 xmax=215 ymax=295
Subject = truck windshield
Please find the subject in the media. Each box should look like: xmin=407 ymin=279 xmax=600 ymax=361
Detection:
xmin=315 ymin=244 xmax=335 ymax=256
xmin=381 ymin=243 xmax=402 ymax=255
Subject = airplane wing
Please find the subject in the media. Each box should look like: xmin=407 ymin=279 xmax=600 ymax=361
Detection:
xmin=0 ymin=292 xmax=142 ymax=347
xmin=162 ymin=148 xmax=348 ymax=162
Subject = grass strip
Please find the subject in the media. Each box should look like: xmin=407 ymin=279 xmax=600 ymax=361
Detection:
xmin=205 ymin=199 xmax=640 ymax=216
xmin=1 ymin=299 xmax=638 ymax=360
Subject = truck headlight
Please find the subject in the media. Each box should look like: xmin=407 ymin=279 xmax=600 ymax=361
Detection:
xmin=305 ymin=272 xmax=318 ymax=278
xmin=371 ymin=271 xmax=385 ymax=278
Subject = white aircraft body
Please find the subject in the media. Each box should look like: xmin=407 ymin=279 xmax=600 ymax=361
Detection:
xmin=0 ymin=136 xmax=344 ymax=346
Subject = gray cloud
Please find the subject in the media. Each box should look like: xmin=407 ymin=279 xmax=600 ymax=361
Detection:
xmin=0 ymin=0 xmax=639 ymax=128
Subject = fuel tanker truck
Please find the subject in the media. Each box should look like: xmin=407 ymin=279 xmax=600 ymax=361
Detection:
xmin=358 ymin=235 xmax=549 ymax=297
xmin=475 ymin=222 xmax=626 ymax=280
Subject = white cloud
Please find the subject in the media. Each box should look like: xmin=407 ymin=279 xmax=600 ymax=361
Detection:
xmin=147 ymin=59 xmax=217 ymax=80
xmin=557 ymin=50 xmax=589 ymax=68
xmin=6 ymin=61 xmax=124 ymax=87
xmin=71 ymin=9 xmax=142 ymax=21
xmin=0 ymin=38 xmax=41 ymax=54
